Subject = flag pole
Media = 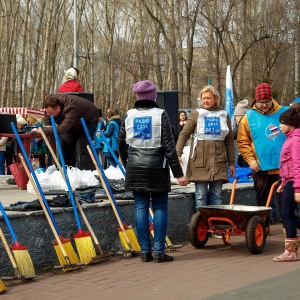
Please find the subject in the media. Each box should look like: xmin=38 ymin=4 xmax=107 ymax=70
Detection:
xmin=225 ymin=65 xmax=234 ymax=127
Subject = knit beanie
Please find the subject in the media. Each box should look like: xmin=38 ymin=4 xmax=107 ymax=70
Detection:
xmin=255 ymin=83 xmax=272 ymax=102
xmin=16 ymin=115 xmax=27 ymax=125
xmin=234 ymin=99 xmax=249 ymax=116
xmin=279 ymin=108 xmax=300 ymax=128
xmin=63 ymin=68 xmax=78 ymax=82
xmin=133 ymin=80 xmax=157 ymax=101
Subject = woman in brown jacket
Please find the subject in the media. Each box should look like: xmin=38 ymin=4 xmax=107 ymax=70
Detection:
xmin=176 ymin=85 xmax=235 ymax=210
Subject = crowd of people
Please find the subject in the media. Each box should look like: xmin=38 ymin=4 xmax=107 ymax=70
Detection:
xmin=1 ymin=68 xmax=300 ymax=264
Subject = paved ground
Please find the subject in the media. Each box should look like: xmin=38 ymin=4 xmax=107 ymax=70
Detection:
xmin=1 ymin=175 xmax=299 ymax=299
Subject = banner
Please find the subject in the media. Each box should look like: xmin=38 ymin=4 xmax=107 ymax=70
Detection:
xmin=225 ymin=65 xmax=234 ymax=127
xmin=0 ymin=107 xmax=45 ymax=117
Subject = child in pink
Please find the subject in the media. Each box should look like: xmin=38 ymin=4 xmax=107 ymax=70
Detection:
xmin=273 ymin=107 xmax=300 ymax=262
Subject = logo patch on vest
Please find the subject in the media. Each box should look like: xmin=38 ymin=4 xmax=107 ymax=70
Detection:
xmin=266 ymin=123 xmax=280 ymax=139
xmin=133 ymin=116 xmax=152 ymax=140
xmin=204 ymin=116 xmax=221 ymax=134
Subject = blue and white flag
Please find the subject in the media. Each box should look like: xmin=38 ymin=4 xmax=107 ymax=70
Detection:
xmin=225 ymin=65 xmax=234 ymax=127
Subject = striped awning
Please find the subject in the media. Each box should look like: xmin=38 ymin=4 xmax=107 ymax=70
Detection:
xmin=0 ymin=107 xmax=45 ymax=117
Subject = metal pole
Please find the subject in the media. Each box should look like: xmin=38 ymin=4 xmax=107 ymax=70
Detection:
xmin=73 ymin=0 xmax=78 ymax=68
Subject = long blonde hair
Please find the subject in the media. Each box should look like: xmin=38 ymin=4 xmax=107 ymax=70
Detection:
xmin=199 ymin=85 xmax=221 ymax=106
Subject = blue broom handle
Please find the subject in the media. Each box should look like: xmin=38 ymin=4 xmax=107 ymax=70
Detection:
xmin=80 ymin=118 xmax=125 ymax=222
xmin=10 ymin=122 xmax=61 ymax=234
xmin=99 ymin=131 xmax=125 ymax=176
xmin=50 ymin=116 xmax=82 ymax=230
xmin=100 ymin=124 xmax=157 ymax=226
xmin=0 ymin=202 xmax=18 ymax=243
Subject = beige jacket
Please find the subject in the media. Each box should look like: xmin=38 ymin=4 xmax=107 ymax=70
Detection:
xmin=176 ymin=106 xmax=234 ymax=182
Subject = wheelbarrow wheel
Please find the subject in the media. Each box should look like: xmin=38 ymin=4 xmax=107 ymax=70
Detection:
xmin=188 ymin=212 xmax=209 ymax=248
xmin=245 ymin=215 xmax=266 ymax=254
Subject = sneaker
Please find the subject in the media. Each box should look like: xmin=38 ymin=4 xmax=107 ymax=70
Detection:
xmin=6 ymin=178 xmax=16 ymax=185
xmin=153 ymin=253 xmax=174 ymax=263
xmin=141 ymin=252 xmax=153 ymax=262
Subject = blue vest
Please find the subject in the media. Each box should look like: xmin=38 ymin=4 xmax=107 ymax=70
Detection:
xmin=247 ymin=106 xmax=288 ymax=171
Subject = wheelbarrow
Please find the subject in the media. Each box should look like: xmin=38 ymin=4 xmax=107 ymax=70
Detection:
xmin=188 ymin=178 xmax=278 ymax=254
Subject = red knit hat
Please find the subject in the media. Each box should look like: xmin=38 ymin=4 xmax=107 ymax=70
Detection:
xmin=255 ymin=83 xmax=272 ymax=102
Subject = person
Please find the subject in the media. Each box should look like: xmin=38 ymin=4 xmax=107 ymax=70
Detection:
xmin=4 ymin=137 xmax=14 ymax=175
xmin=178 ymin=110 xmax=187 ymax=134
xmin=28 ymin=116 xmax=47 ymax=170
xmin=176 ymin=85 xmax=235 ymax=211
xmin=40 ymin=93 xmax=98 ymax=170
xmin=102 ymin=110 xmax=120 ymax=168
xmin=94 ymin=109 xmax=106 ymax=165
xmin=237 ymin=83 xmax=289 ymax=233
xmin=233 ymin=99 xmax=249 ymax=167
xmin=16 ymin=114 xmax=27 ymax=132
xmin=175 ymin=110 xmax=187 ymax=143
xmin=273 ymin=108 xmax=300 ymax=262
xmin=0 ymin=137 xmax=8 ymax=175
xmin=58 ymin=67 xmax=84 ymax=92
xmin=118 ymin=80 xmax=187 ymax=263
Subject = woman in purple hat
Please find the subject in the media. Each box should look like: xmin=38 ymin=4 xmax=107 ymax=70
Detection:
xmin=118 ymin=80 xmax=187 ymax=263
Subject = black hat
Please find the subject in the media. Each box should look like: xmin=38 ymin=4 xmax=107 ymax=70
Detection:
xmin=279 ymin=108 xmax=300 ymax=128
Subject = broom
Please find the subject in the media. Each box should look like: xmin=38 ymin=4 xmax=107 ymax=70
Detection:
xmin=81 ymin=118 xmax=140 ymax=254
xmin=100 ymin=130 xmax=181 ymax=251
xmin=87 ymin=145 xmax=140 ymax=255
xmin=0 ymin=226 xmax=21 ymax=279
xmin=0 ymin=279 xmax=6 ymax=294
xmin=39 ymin=127 xmax=114 ymax=263
xmin=18 ymin=153 xmax=83 ymax=273
xmin=50 ymin=115 xmax=96 ymax=265
xmin=11 ymin=122 xmax=81 ymax=270
xmin=0 ymin=202 xmax=35 ymax=277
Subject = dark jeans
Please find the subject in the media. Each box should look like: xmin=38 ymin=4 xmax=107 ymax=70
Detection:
xmin=61 ymin=120 xmax=98 ymax=170
xmin=5 ymin=151 xmax=14 ymax=175
xmin=281 ymin=181 xmax=300 ymax=238
xmin=252 ymin=172 xmax=282 ymax=227
xmin=133 ymin=191 xmax=168 ymax=254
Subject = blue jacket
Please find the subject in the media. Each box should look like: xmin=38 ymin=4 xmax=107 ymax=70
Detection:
xmin=103 ymin=116 xmax=120 ymax=155
xmin=94 ymin=120 xmax=105 ymax=149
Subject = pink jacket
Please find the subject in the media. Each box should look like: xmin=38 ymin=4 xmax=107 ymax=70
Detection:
xmin=279 ymin=128 xmax=300 ymax=192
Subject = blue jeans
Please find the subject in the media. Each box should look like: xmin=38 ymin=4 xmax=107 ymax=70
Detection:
xmin=281 ymin=181 xmax=300 ymax=238
xmin=0 ymin=151 xmax=5 ymax=175
xmin=105 ymin=156 xmax=117 ymax=168
xmin=195 ymin=180 xmax=223 ymax=209
xmin=133 ymin=191 xmax=168 ymax=254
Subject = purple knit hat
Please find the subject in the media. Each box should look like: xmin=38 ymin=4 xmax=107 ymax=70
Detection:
xmin=133 ymin=80 xmax=157 ymax=101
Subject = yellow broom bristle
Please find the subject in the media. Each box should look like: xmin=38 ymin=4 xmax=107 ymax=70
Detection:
xmin=74 ymin=236 xmax=96 ymax=265
xmin=119 ymin=232 xmax=130 ymax=250
xmin=54 ymin=242 xmax=80 ymax=265
xmin=118 ymin=229 xmax=141 ymax=252
xmin=12 ymin=250 xmax=35 ymax=277
xmin=126 ymin=229 xmax=141 ymax=251
xmin=0 ymin=279 xmax=6 ymax=294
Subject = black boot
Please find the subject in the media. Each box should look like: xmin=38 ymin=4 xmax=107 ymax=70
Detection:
xmin=141 ymin=252 xmax=153 ymax=262
xmin=153 ymin=253 xmax=174 ymax=263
